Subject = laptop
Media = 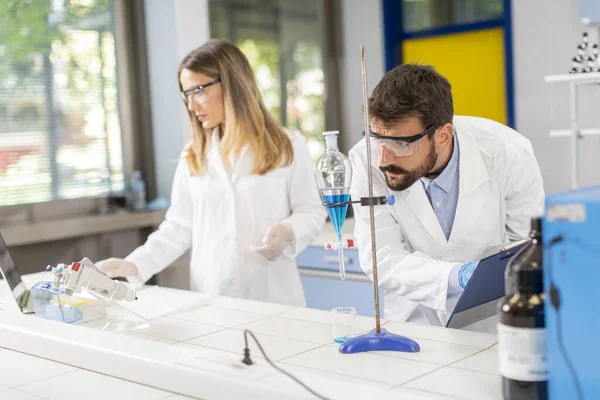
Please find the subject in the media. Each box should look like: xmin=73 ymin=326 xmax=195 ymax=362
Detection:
xmin=0 ymin=233 xmax=35 ymax=313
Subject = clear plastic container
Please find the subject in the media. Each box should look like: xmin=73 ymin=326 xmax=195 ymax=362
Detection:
xmin=30 ymin=281 xmax=148 ymax=332
xmin=30 ymin=281 xmax=84 ymax=324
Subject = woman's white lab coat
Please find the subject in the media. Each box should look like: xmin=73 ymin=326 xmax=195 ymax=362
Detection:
xmin=126 ymin=128 xmax=326 ymax=306
xmin=349 ymin=116 xmax=545 ymax=326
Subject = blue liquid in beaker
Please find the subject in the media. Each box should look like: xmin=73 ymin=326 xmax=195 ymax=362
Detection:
xmin=322 ymin=189 xmax=350 ymax=240
xmin=334 ymin=336 xmax=352 ymax=344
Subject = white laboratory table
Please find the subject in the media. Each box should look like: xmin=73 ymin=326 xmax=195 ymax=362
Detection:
xmin=0 ymin=273 xmax=502 ymax=400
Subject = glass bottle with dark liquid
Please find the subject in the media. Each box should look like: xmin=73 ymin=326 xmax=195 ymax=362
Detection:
xmin=498 ymin=217 xmax=548 ymax=400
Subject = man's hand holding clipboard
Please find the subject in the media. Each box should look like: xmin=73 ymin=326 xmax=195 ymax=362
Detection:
xmin=446 ymin=239 xmax=531 ymax=328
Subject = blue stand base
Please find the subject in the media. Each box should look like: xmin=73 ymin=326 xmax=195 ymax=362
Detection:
xmin=338 ymin=328 xmax=420 ymax=354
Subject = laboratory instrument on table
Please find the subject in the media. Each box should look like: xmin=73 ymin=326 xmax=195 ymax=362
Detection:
xmin=47 ymin=257 xmax=137 ymax=302
xmin=32 ymin=258 xmax=144 ymax=328
xmin=314 ymin=46 xmax=419 ymax=355
xmin=543 ymin=186 xmax=600 ymax=400
xmin=498 ymin=217 xmax=547 ymax=400
xmin=314 ymin=130 xmax=354 ymax=280
xmin=315 ymin=132 xmax=394 ymax=281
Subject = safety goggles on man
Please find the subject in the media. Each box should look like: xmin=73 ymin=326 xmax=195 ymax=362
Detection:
xmin=363 ymin=124 xmax=441 ymax=157
xmin=180 ymin=78 xmax=221 ymax=105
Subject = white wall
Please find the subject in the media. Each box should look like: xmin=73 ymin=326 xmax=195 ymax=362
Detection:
xmin=144 ymin=0 xmax=210 ymax=198
xmin=339 ymin=0 xmax=386 ymax=151
xmin=513 ymin=0 xmax=600 ymax=193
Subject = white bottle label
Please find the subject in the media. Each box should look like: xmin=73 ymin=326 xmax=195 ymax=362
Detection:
xmin=497 ymin=324 xmax=548 ymax=381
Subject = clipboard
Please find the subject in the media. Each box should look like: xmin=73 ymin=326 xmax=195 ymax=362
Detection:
xmin=446 ymin=240 xmax=530 ymax=329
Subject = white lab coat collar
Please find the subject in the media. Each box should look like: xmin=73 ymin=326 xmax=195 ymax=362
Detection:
xmin=399 ymin=130 xmax=490 ymax=247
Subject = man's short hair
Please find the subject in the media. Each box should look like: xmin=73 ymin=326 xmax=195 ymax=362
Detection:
xmin=369 ymin=63 xmax=454 ymax=130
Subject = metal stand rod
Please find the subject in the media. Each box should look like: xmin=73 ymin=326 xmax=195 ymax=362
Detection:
xmin=569 ymin=82 xmax=579 ymax=190
xmin=361 ymin=46 xmax=381 ymax=333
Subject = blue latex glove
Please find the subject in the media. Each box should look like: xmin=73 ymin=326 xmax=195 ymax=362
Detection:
xmin=458 ymin=261 xmax=480 ymax=289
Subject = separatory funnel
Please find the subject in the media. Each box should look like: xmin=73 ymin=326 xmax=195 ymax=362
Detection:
xmin=315 ymin=131 xmax=353 ymax=280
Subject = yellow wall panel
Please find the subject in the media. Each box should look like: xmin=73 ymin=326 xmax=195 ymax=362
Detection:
xmin=402 ymin=28 xmax=506 ymax=125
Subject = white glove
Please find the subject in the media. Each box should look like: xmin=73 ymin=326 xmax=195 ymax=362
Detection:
xmin=251 ymin=223 xmax=295 ymax=261
xmin=96 ymin=258 xmax=139 ymax=278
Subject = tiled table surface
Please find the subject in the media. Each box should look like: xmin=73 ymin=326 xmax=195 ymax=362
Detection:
xmin=0 ymin=276 xmax=502 ymax=400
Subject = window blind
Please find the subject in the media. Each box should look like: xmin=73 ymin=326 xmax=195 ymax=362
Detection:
xmin=0 ymin=0 xmax=124 ymax=207
xmin=402 ymin=0 xmax=504 ymax=33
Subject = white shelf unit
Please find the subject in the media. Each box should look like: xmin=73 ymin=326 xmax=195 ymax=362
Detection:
xmin=544 ymin=72 xmax=600 ymax=84
xmin=545 ymin=72 xmax=600 ymax=189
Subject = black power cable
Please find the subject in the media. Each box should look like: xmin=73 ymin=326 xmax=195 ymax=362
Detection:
xmin=546 ymin=235 xmax=584 ymax=400
xmin=242 ymin=330 xmax=331 ymax=400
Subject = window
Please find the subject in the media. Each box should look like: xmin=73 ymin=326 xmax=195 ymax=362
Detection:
xmin=386 ymin=0 xmax=513 ymax=127
xmin=0 ymin=0 xmax=124 ymax=207
xmin=402 ymin=0 xmax=503 ymax=33
xmin=208 ymin=0 xmax=328 ymax=160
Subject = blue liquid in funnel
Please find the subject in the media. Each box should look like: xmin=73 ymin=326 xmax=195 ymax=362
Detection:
xmin=322 ymin=190 xmax=350 ymax=240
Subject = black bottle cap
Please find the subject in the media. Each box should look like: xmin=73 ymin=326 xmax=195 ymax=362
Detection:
xmin=530 ymin=217 xmax=542 ymax=236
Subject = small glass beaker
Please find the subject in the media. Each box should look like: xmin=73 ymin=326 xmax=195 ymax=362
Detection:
xmin=332 ymin=306 xmax=356 ymax=343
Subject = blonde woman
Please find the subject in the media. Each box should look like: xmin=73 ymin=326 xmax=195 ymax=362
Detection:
xmin=97 ymin=39 xmax=326 ymax=306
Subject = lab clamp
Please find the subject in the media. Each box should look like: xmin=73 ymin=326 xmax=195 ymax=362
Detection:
xmin=314 ymin=46 xmax=420 ymax=354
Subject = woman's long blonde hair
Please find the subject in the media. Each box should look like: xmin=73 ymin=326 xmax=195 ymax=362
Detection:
xmin=178 ymin=39 xmax=293 ymax=175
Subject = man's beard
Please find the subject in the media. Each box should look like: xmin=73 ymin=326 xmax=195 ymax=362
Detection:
xmin=379 ymin=145 xmax=438 ymax=191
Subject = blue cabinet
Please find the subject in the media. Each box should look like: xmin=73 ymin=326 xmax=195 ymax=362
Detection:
xmin=297 ymin=246 xmax=384 ymax=318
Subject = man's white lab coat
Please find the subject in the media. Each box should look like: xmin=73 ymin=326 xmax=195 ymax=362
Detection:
xmin=126 ymin=128 xmax=326 ymax=306
xmin=349 ymin=116 xmax=545 ymax=326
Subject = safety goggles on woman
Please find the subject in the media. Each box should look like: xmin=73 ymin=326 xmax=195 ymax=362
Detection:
xmin=180 ymin=78 xmax=221 ymax=105
xmin=363 ymin=124 xmax=441 ymax=157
